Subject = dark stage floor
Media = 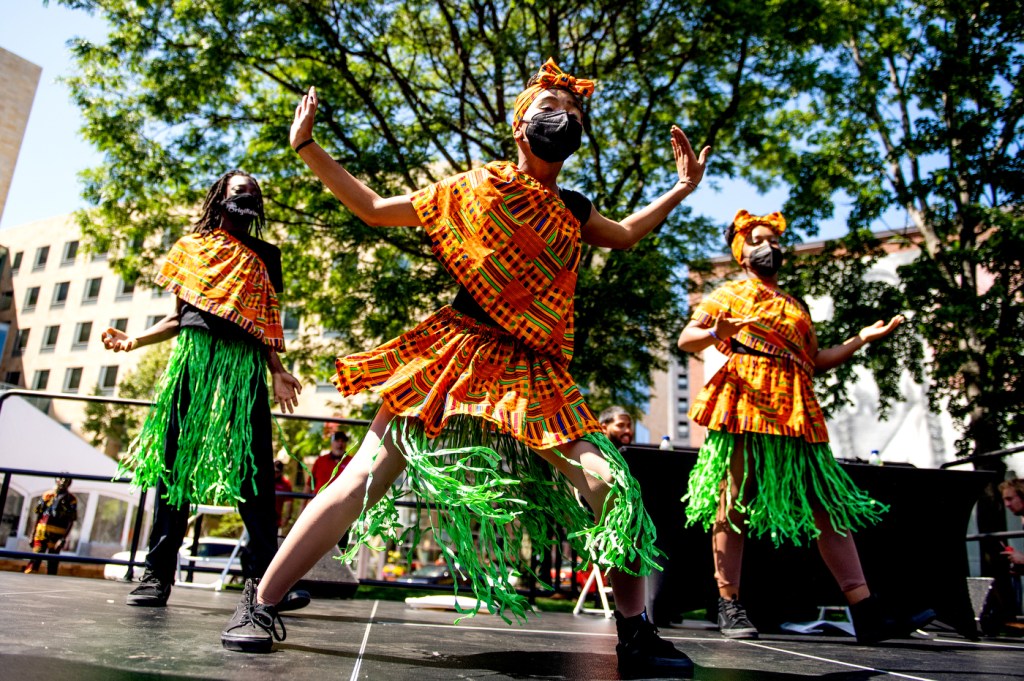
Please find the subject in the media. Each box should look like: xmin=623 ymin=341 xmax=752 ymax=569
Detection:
xmin=1 ymin=572 xmax=1021 ymax=680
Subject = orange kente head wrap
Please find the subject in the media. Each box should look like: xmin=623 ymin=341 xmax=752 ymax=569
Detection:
xmin=512 ymin=58 xmax=595 ymax=130
xmin=730 ymin=210 xmax=787 ymax=264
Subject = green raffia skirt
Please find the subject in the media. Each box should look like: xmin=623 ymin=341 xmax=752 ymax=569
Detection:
xmin=684 ymin=430 xmax=888 ymax=546
xmin=337 ymin=416 xmax=660 ymax=624
xmin=117 ymin=327 xmax=266 ymax=508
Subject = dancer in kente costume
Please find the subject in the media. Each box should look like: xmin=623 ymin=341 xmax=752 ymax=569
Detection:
xmin=678 ymin=209 xmax=935 ymax=643
xmin=102 ymin=171 xmax=308 ymax=613
xmin=222 ymin=60 xmax=708 ymax=677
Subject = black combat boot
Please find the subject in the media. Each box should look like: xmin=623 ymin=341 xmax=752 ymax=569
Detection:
xmin=850 ymin=594 xmax=936 ymax=644
xmin=615 ymin=608 xmax=695 ymax=678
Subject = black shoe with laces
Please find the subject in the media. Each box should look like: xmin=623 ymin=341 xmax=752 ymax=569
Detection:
xmin=126 ymin=571 xmax=172 ymax=607
xmin=615 ymin=609 xmax=695 ymax=679
xmin=221 ymin=578 xmax=287 ymax=653
xmin=718 ymin=595 xmax=758 ymax=639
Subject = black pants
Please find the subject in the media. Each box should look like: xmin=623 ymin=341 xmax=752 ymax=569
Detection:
xmin=143 ymin=348 xmax=278 ymax=583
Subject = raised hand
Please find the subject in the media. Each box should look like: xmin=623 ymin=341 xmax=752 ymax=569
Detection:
xmin=671 ymin=125 xmax=711 ymax=190
xmin=101 ymin=327 xmax=137 ymax=353
xmin=291 ymin=86 xmax=319 ymax=150
xmin=858 ymin=315 xmax=904 ymax=344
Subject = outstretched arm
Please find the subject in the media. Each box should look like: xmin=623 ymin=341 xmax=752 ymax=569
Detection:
xmin=291 ymin=87 xmax=421 ymax=228
xmin=582 ymin=126 xmax=710 ymax=249
xmin=101 ymin=298 xmax=182 ymax=352
xmin=814 ymin=315 xmax=904 ymax=372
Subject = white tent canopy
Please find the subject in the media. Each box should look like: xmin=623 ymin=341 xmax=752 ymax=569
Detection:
xmin=0 ymin=394 xmax=147 ymax=554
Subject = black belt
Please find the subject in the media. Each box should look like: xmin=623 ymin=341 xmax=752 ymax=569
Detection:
xmin=451 ymin=287 xmax=500 ymax=327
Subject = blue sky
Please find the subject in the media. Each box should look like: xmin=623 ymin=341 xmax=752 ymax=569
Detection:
xmin=1 ymin=2 xmax=857 ymax=242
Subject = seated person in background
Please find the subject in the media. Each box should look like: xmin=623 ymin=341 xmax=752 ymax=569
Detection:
xmin=599 ymin=406 xmax=634 ymax=450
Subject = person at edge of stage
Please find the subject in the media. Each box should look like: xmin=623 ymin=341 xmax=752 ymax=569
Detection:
xmin=101 ymin=171 xmax=310 ymax=614
xmin=23 ymin=476 xmax=78 ymax=575
xmin=220 ymin=59 xmax=709 ymax=678
xmin=677 ymin=209 xmax=937 ymax=644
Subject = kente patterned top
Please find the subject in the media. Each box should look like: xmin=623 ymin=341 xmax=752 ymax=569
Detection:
xmin=688 ymin=277 xmax=829 ymax=442
xmin=411 ymin=160 xmax=582 ymax=362
xmin=155 ymin=229 xmax=285 ymax=350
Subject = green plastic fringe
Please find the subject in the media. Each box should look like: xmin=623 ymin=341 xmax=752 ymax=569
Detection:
xmin=684 ymin=430 xmax=888 ymax=547
xmin=338 ymin=416 xmax=661 ymax=624
xmin=117 ymin=327 xmax=265 ymax=508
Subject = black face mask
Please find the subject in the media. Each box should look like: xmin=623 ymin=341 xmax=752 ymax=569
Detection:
xmin=748 ymin=242 xmax=784 ymax=277
xmin=221 ymin=193 xmax=260 ymax=229
xmin=524 ymin=110 xmax=583 ymax=163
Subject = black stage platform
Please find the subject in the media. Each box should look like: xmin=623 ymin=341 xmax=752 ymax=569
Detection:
xmin=1 ymin=573 xmax=1021 ymax=680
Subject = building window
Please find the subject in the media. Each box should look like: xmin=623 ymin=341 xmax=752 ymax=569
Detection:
xmin=676 ymin=376 xmax=689 ymax=391
xmin=13 ymin=328 xmax=30 ymax=357
xmin=676 ymin=420 xmax=690 ymax=440
xmin=41 ymin=325 xmax=59 ymax=352
xmin=23 ymin=286 xmax=40 ymax=311
xmin=110 ymin=318 xmax=128 ymax=333
xmin=11 ymin=251 xmax=23 ymax=275
xmin=145 ymin=315 xmax=164 ymax=328
xmin=32 ymin=370 xmax=50 ymax=391
xmin=91 ymin=249 xmax=109 ymax=262
xmin=83 ymin=277 xmax=102 ymax=303
xmin=61 ymin=240 xmax=79 ymax=265
xmin=677 ymin=400 xmax=689 ymax=413
xmin=116 ymin=277 xmax=136 ymax=300
xmin=0 ymin=290 xmax=12 ymax=312
xmin=33 ymin=246 xmax=49 ymax=271
xmin=151 ymin=287 xmax=168 ymax=298
xmin=63 ymin=367 xmax=83 ymax=394
xmin=98 ymin=365 xmax=119 ymax=395
xmin=4 ymin=371 xmax=22 ymax=386
xmin=51 ymin=281 xmax=70 ymax=308
xmin=72 ymin=321 xmax=92 ymax=349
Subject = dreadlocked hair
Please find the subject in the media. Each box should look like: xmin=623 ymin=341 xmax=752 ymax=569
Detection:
xmin=192 ymin=169 xmax=266 ymax=238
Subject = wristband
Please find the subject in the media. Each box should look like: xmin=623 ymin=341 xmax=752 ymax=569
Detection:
xmin=708 ymin=328 xmax=721 ymax=341
xmin=294 ymin=138 xmax=315 ymax=153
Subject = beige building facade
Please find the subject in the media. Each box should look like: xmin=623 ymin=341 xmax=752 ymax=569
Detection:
xmin=0 ymin=214 xmax=177 ymax=435
xmin=0 ymin=213 xmax=364 ymax=452
xmin=0 ymin=47 xmax=41 ymax=221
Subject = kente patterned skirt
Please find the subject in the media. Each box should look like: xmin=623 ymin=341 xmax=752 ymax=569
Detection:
xmin=333 ymin=305 xmax=601 ymax=449
xmin=331 ymin=306 xmax=659 ymax=623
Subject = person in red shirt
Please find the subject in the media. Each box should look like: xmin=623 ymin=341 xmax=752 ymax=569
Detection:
xmin=307 ymin=431 xmax=351 ymax=495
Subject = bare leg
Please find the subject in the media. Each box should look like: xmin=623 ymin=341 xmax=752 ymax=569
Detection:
xmin=714 ymin=435 xmax=750 ymax=599
xmin=257 ymin=405 xmax=407 ymax=605
xmin=539 ymin=439 xmax=645 ymax=617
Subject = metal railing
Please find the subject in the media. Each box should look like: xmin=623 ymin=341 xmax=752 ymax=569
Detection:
xmin=0 ymin=388 xmax=368 ymax=581
xmin=0 ymin=389 xmax=582 ymax=600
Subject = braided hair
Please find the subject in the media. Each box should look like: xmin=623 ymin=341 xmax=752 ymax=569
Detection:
xmin=192 ymin=170 xmax=266 ymax=237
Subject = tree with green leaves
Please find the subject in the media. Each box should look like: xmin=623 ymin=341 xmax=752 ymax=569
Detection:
xmin=777 ymin=0 xmax=1023 ymax=460
xmin=82 ymin=342 xmax=172 ymax=456
xmin=56 ymin=0 xmax=836 ymax=413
